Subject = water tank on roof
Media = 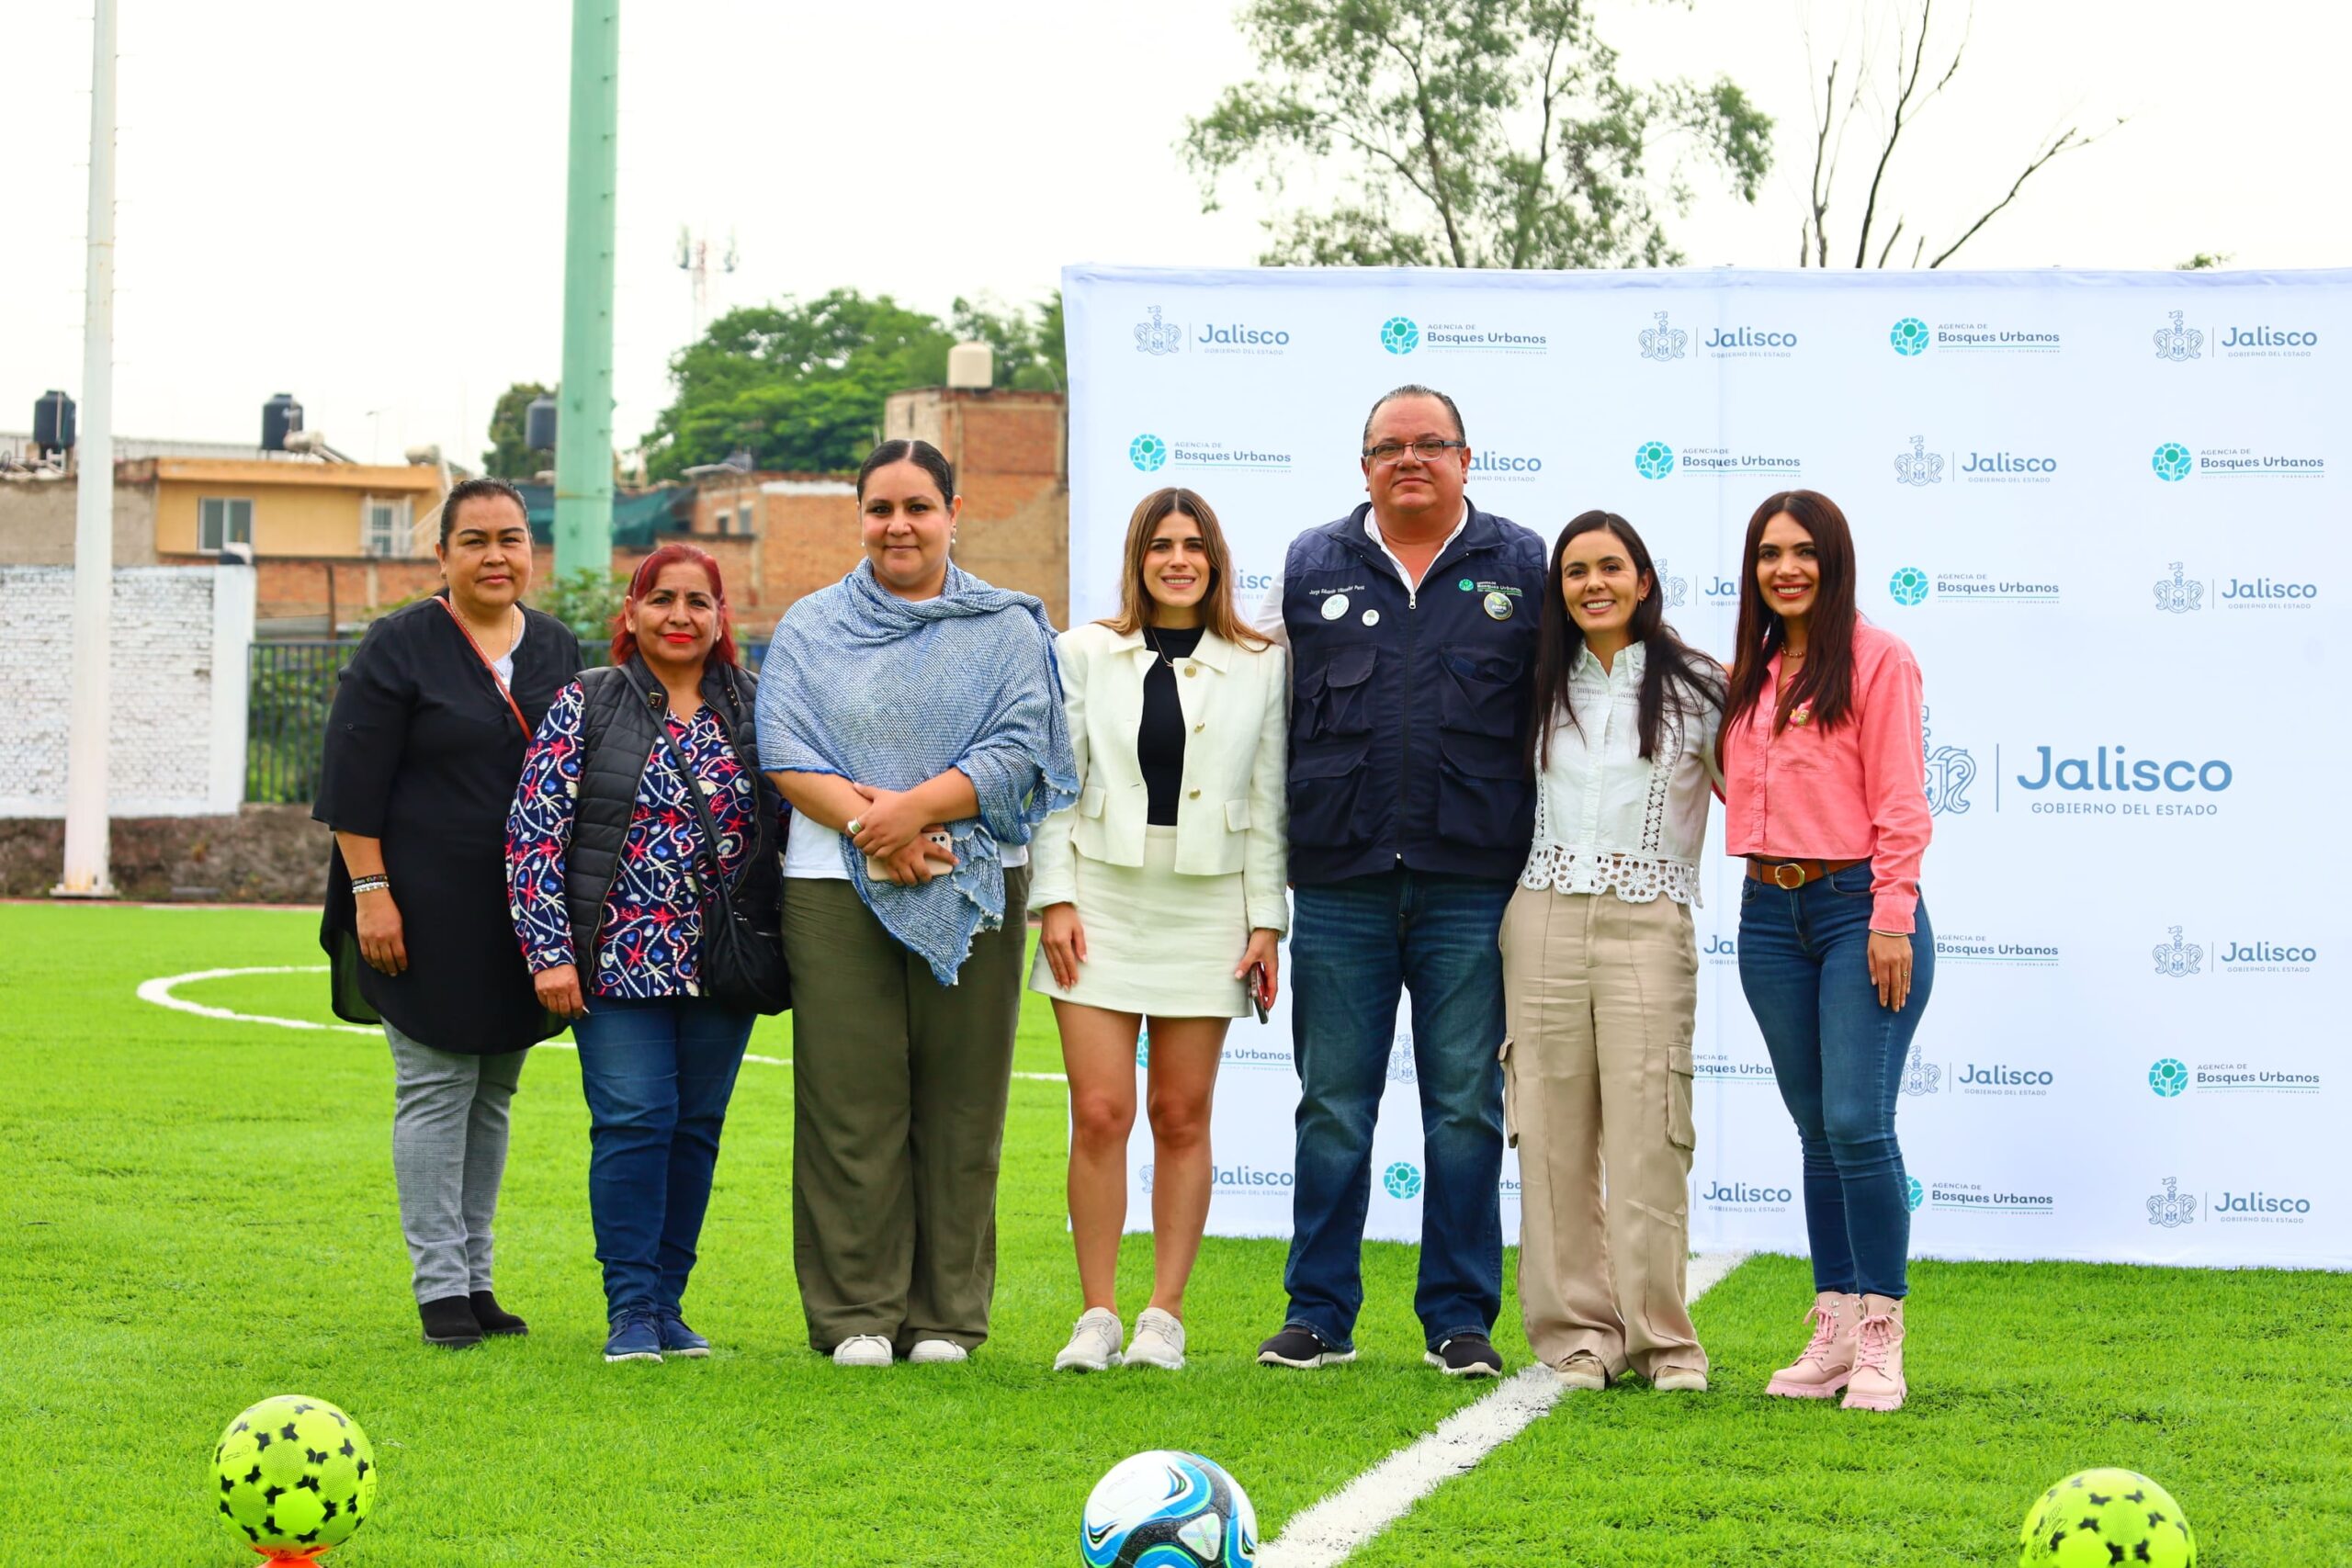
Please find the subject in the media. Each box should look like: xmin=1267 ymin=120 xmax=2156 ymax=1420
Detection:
xmin=946 ymin=341 xmax=994 ymax=390
xmin=525 ymin=393 xmax=558 ymax=452
xmin=262 ymin=392 xmax=304 ymax=452
xmin=33 ymin=390 xmax=75 ymax=454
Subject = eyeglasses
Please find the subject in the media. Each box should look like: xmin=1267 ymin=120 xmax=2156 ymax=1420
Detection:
xmin=1362 ymin=438 xmax=1467 ymax=466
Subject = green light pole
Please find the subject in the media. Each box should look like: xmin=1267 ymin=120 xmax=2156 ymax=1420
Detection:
xmin=554 ymin=0 xmax=618 ymax=582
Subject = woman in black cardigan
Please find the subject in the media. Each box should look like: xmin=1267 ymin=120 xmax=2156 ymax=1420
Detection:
xmin=315 ymin=478 xmax=581 ymax=1348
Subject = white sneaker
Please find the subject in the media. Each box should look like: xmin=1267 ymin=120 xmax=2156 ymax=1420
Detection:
xmin=831 ymin=1334 xmax=892 ymax=1368
xmin=907 ymin=1338 xmax=968 ymax=1364
xmin=1124 ymin=1307 xmax=1186 ymax=1370
xmin=1054 ymin=1308 xmax=1125 ymax=1372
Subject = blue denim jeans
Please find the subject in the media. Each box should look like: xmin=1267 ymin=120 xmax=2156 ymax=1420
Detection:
xmin=1283 ymin=869 xmax=1511 ymax=1350
xmin=1736 ymin=861 xmax=1933 ymax=1299
xmin=571 ymin=996 xmax=754 ymax=1318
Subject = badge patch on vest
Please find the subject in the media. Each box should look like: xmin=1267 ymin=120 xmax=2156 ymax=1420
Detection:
xmin=1321 ymin=593 xmax=1351 ymax=620
xmin=1482 ymin=591 xmax=1514 ymax=621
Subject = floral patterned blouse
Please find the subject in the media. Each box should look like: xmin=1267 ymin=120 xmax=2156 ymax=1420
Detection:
xmin=504 ymin=681 xmax=758 ymax=998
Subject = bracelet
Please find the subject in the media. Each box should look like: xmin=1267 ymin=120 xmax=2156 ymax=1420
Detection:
xmin=1868 ymin=928 xmax=1906 ymax=939
xmin=350 ymin=875 xmax=390 ymax=896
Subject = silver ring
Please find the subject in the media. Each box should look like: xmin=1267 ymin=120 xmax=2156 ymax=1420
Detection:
xmin=844 ymin=818 xmax=863 ymax=836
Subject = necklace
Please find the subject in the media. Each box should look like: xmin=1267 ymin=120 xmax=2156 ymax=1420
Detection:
xmin=1144 ymin=624 xmax=1193 ymax=669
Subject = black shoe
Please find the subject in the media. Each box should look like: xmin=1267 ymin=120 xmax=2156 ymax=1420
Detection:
xmin=469 ymin=1292 xmax=528 ymax=1337
xmin=1257 ymin=1325 xmax=1356 ymax=1369
xmin=419 ymin=1295 xmax=483 ymax=1349
xmin=1425 ymin=1333 xmax=1504 ymax=1378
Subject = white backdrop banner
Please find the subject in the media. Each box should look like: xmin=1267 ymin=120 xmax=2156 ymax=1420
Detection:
xmin=1063 ymin=264 xmax=2348 ymax=1269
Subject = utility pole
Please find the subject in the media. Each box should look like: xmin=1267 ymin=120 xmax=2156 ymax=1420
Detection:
xmin=553 ymin=0 xmax=618 ymax=584
xmin=57 ymin=0 xmax=117 ymax=898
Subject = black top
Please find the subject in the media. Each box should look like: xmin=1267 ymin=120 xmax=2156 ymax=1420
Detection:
xmin=1137 ymin=625 xmax=1204 ymax=827
xmin=313 ymin=594 xmax=582 ymax=1054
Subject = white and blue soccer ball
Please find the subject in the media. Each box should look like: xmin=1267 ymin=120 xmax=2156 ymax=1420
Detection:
xmin=1081 ymin=1450 xmax=1258 ymax=1568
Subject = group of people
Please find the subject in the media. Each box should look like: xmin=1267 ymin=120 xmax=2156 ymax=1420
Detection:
xmin=316 ymin=379 xmax=1934 ymax=1414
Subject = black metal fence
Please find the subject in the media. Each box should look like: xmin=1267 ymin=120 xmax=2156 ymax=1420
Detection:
xmin=246 ymin=641 xmax=357 ymax=805
xmin=246 ymin=636 xmax=771 ymax=805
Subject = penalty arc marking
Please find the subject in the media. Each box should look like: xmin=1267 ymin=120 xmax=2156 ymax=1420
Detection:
xmin=135 ymin=966 xmax=1068 ymax=1083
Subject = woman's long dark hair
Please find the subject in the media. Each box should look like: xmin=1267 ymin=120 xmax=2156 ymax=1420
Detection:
xmin=1528 ymin=512 xmax=1726 ymax=772
xmin=1723 ymin=489 xmax=1860 ymax=736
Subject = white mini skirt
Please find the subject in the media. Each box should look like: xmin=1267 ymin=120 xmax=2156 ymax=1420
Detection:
xmin=1028 ymin=826 xmax=1251 ymax=1018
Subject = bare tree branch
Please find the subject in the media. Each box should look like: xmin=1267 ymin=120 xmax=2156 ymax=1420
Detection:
xmin=1875 ymin=217 xmax=1906 ymax=269
xmin=1926 ymin=118 xmax=2120 ymax=267
xmin=1853 ymin=0 xmax=1951 ymax=267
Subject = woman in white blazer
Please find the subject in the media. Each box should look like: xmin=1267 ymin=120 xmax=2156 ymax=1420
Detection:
xmin=1033 ymin=487 xmax=1288 ymax=1375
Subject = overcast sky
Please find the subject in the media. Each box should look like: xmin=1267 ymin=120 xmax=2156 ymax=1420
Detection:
xmin=5 ymin=1 xmax=2344 ymax=468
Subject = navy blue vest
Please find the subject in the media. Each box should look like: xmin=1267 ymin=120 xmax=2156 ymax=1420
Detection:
xmin=1282 ymin=502 xmax=1547 ymax=885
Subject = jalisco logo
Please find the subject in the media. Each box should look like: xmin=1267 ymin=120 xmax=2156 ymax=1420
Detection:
xmin=2154 ymin=562 xmax=2203 ymax=613
xmin=2148 ymin=1177 xmax=2316 ymax=1226
xmin=2154 ymin=440 xmax=2325 ymax=479
xmin=2013 ymin=747 xmax=2233 ymax=795
xmin=1899 ymin=1045 xmax=1942 ymax=1098
xmin=1894 ymin=436 xmax=1943 ymax=487
xmin=1638 ymin=310 xmax=1688 ymax=362
xmin=1379 ymin=316 xmax=1420 ymax=355
xmin=1134 ymin=306 xmax=1182 ymax=356
xmin=1386 ymin=1035 xmax=1417 ymax=1087
xmin=1127 ymin=432 xmax=1292 ymax=474
xmin=2147 ymin=1177 xmax=2196 ymax=1228
xmin=2153 ymin=310 xmax=2204 ymax=363
xmin=1466 ymin=449 xmax=1545 ymax=480
xmin=1703 ymin=324 xmax=1799 ymax=355
xmin=2154 ymin=928 xmax=2203 ymax=978
xmin=1889 ymin=317 xmax=1929 ymax=356
xmin=2148 ymin=1058 xmax=2188 ymax=1098
xmin=1921 ymin=706 xmax=1976 ymax=818
xmin=1382 ymin=1161 xmax=1423 ymax=1200
xmin=1702 ymin=1179 xmax=1794 ymax=1208
xmin=1653 ymin=558 xmax=1690 ymax=609
xmin=1155 ymin=1161 xmax=1295 ymax=1195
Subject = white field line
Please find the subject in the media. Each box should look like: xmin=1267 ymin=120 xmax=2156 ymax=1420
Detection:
xmin=1257 ymin=1248 xmax=1752 ymax=1568
xmin=134 ymin=965 xmax=1067 ymax=1081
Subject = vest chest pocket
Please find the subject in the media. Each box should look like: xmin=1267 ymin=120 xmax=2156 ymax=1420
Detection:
xmin=1301 ymin=644 xmax=1379 ymax=742
xmin=1437 ymin=646 xmax=1522 ymax=740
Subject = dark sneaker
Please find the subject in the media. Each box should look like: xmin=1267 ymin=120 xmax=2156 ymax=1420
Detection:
xmin=1425 ymin=1334 xmax=1504 ymax=1378
xmin=468 ymin=1291 xmax=528 ymax=1337
xmin=1257 ymin=1325 xmax=1355 ymax=1369
xmin=657 ymin=1311 xmax=711 ymax=1359
xmin=604 ymin=1312 xmax=663 ymax=1363
xmin=418 ymin=1295 xmax=482 ymax=1349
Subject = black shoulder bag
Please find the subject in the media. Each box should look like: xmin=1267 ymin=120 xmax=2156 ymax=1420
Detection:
xmin=650 ymin=715 xmax=791 ymax=1016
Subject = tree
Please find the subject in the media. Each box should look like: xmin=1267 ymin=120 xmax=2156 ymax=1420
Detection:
xmin=640 ymin=288 xmax=1066 ymax=478
xmin=2176 ymin=253 xmax=2232 ymax=272
xmin=481 ymin=380 xmax=552 ymax=479
xmin=1182 ymin=0 xmax=1771 ymax=269
xmin=1797 ymin=0 xmax=2121 ymax=267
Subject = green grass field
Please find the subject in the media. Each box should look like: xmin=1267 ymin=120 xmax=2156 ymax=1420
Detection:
xmin=1 ymin=903 xmax=2345 ymax=1565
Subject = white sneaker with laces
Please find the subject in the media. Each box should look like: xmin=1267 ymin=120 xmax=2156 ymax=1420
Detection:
xmin=1054 ymin=1308 xmax=1125 ymax=1372
xmin=1124 ymin=1307 xmax=1186 ymax=1370
xmin=907 ymin=1337 xmax=968 ymax=1364
xmin=831 ymin=1334 xmax=892 ymax=1368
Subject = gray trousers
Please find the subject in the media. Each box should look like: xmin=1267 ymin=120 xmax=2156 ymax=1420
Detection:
xmin=385 ymin=1022 xmax=529 ymax=1304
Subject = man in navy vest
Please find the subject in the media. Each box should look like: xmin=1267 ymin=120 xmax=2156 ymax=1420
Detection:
xmin=1253 ymin=385 xmax=1546 ymax=1377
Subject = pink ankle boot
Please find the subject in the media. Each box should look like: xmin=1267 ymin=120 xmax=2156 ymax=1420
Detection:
xmin=1765 ymin=1291 xmax=1861 ymax=1399
xmin=1841 ymin=1295 xmax=1906 ymax=1412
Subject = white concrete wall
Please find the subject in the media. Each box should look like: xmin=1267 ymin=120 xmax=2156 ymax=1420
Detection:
xmin=0 ymin=564 xmax=255 ymax=817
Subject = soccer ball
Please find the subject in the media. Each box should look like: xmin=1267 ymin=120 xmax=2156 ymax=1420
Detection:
xmin=213 ymin=1395 xmax=377 ymax=1559
xmin=1082 ymin=1450 xmax=1257 ymax=1567
xmin=2019 ymin=1468 xmax=2195 ymax=1566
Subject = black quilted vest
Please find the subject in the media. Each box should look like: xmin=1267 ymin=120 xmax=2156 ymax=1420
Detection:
xmin=566 ymin=655 xmax=777 ymax=968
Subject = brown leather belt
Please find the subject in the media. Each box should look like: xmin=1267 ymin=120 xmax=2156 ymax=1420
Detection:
xmin=1747 ymin=856 xmax=1865 ymax=890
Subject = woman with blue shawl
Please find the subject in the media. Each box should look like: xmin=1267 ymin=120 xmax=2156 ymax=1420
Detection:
xmin=760 ymin=437 xmax=1078 ymax=1369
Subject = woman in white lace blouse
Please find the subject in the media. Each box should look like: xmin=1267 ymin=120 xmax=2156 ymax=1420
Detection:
xmin=1498 ymin=510 xmax=1726 ymax=1393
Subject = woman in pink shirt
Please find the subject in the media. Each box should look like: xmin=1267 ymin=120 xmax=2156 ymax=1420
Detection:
xmin=1720 ymin=489 xmax=1933 ymax=1415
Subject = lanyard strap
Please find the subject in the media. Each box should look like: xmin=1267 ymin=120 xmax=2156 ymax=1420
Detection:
xmin=435 ymin=596 xmax=531 ymax=738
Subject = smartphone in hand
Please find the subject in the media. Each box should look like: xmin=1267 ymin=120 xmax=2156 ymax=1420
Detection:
xmin=1246 ymin=962 xmax=1271 ymax=1024
xmin=865 ymin=827 xmax=956 ymax=884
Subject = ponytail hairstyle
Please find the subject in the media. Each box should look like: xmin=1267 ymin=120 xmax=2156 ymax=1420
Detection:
xmin=855 ymin=438 xmax=956 ymax=506
xmin=1723 ymin=489 xmax=1860 ymax=736
xmin=611 ymin=543 xmax=740 ymax=671
xmin=1527 ymin=511 xmax=1725 ymax=773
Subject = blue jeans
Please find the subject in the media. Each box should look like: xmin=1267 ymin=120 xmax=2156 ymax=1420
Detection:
xmin=1283 ymin=869 xmax=1511 ymax=1350
xmin=571 ymin=996 xmax=754 ymax=1318
xmin=1736 ymin=862 xmax=1933 ymax=1300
